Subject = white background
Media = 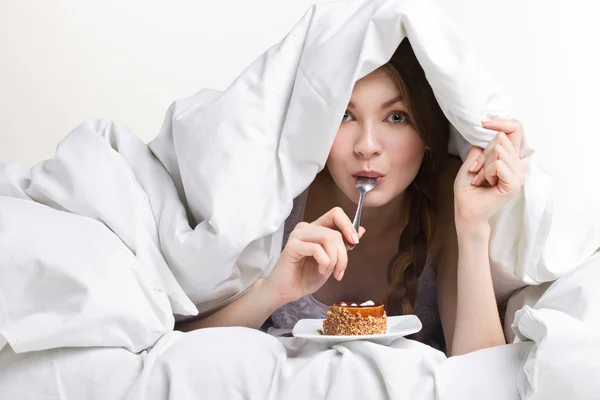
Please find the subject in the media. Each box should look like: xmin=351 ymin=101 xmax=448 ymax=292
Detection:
xmin=0 ymin=0 xmax=598 ymax=174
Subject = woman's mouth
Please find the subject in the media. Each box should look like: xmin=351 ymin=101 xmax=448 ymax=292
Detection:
xmin=353 ymin=172 xmax=384 ymax=185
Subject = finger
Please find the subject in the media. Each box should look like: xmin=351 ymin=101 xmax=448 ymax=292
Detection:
xmin=473 ymin=143 xmax=517 ymax=187
xmin=473 ymin=168 xmax=498 ymax=187
xmin=494 ymin=143 xmax=516 ymax=172
xmin=495 ymin=131 xmax=518 ymax=159
xmin=289 ymin=240 xmax=330 ymax=275
xmin=495 ymin=160 xmax=523 ymax=196
xmin=482 ymin=118 xmax=523 ymax=158
xmin=291 ymin=225 xmax=341 ymax=274
xmin=290 ymin=224 xmax=340 ymax=275
xmin=322 ymin=231 xmax=340 ymax=275
xmin=346 ymin=226 xmax=367 ymax=252
xmin=470 ymin=132 xmax=516 ymax=174
xmin=484 ymin=160 xmax=521 ymax=196
xmin=291 ymin=224 xmax=336 ymax=243
xmin=358 ymin=226 xmax=366 ymax=238
xmin=473 ymin=159 xmax=499 ymax=187
xmin=465 ymin=145 xmax=484 ymax=162
xmin=473 ymin=149 xmax=503 ymax=186
xmin=465 ymin=145 xmax=484 ymax=171
xmin=336 ymin=227 xmax=366 ymax=280
xmin=469 ymin=136 xmax=499 ymax=173
xmin=484 ymin=132 xmax=517 ymax=160
xmin=332 ymin=231 xmax=348 ymax=280
xmin=313 ymin=207 xmax=359 ymax=245
xmin=464 ymin=146 xmax=484 ymax=185
xmin=483 ymin=160 xmax=499 ymax=187
xmin=478 ymin=160 xmax=520 ymax=195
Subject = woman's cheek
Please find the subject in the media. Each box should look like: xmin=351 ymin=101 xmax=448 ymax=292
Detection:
xmin=327 ymin=133 xmax=354 ymax=170
xmin=326 ymin=146 xmax=344 ymax=174
xmin=392 ymin=132 xmax=426 ymax=160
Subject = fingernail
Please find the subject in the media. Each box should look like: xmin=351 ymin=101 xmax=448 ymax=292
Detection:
xmin=338 ymin=270 xmax=345 ymax=280
xmin=469 ymin=160 xmax=478 ymax=172
xmin=471 ymin=174 xmax=478 ymax=185
xmin=482 ymin=118 xmax=493 ymax=124
xmin=352 ymin=233 xmax=359 ymax=244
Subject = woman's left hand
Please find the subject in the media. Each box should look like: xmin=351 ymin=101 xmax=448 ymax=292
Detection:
xmin=453 ymin=118 xmax=526 ymax=226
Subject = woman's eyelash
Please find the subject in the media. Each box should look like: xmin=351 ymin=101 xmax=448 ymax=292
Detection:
xmin=387 ymin=111 xmax=410 ymax=123
xmin=341 ymin=110 xmax=410 ymax=123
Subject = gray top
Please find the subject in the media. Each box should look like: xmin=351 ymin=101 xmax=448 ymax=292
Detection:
xmin=267 ymin=189 xmax=441 ymax=344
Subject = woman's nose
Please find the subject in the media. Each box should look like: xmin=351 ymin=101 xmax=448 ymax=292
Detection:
xmin=353 ymin=122 xmax=382 ymax=158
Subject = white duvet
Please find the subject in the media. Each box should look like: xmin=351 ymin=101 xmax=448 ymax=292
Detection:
xmin=1 ymin=0 xmax=599 ymax=399
xmin=1 ymin=254 xmax=599 ymax=399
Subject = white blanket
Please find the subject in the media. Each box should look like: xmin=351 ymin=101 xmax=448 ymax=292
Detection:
xmin=0 ymin=0 xmax=599 ymax=398
xmin=2 ymin=253 xmax=598 ymax=399
xmin=2 ymin=250 xmax=598 ymax=400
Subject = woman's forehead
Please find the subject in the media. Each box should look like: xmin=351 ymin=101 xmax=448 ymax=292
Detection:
xmin=350 ymin=67 xmax=403 ymax=105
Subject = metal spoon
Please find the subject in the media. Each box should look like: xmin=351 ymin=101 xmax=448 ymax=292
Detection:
xmin=348 ymin=177 xmax=377 ymax=250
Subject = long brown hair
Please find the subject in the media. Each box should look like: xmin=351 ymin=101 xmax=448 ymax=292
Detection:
xmin=382 ymin=38 xmax=449 ymax=317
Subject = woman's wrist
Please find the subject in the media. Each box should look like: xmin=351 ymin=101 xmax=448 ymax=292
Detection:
xmin=253 ymin=277 xmax=289 ymax=312
xmin=455 ymin=218 xmax=491 ymax=243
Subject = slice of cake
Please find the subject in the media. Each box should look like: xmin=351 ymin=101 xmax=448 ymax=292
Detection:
xmin=320 ymin=301 xmax=387 ymax=336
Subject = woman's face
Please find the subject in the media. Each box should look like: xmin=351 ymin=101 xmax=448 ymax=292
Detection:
xmin=326 ymin=67 xmax=427 ymax=207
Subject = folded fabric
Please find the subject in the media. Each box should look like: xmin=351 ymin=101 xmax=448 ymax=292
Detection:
xmin=512 ymin=251 xmax=600 ymax=400
xmin=0 ymin=122 xmax=194 ymax=353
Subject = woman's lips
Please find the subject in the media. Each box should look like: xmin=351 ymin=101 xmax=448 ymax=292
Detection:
xmin=353 ymin=175 xmax=384 ymax=185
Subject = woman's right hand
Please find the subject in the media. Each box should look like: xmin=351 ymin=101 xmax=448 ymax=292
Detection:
xmin=263 ymin=207 xmax=365 ymax=306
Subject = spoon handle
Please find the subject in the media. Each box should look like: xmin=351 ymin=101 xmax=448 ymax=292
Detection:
xmin=350 ymin=191 xmax=365 ymax=247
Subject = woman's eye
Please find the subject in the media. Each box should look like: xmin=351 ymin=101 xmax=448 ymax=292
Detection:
xmin=386 ymin=112 xmax=409 ymax=124
xmin=342 ymin=111 xmax=354 ymax=122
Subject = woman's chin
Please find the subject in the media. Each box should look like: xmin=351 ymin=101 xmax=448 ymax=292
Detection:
xmin=362 ymin=192 xmax=394 ymax=208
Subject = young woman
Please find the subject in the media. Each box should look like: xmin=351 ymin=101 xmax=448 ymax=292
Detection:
xmin=178 ymin=39 xmax=525 ymax=356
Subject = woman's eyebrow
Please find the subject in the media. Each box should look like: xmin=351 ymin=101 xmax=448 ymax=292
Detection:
xmin=380 ymin=95 xmax=404 ymax=109
xmin=347 ymin=94 xmax=404 ymax=109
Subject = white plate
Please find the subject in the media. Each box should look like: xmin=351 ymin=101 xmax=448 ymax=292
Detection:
xmin=292 ymin=315 xmax=422 ymax=346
